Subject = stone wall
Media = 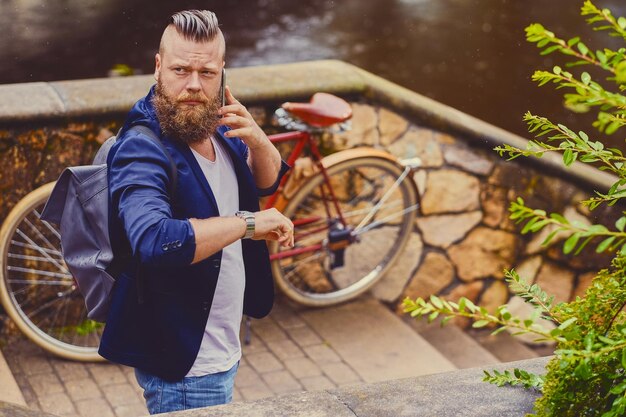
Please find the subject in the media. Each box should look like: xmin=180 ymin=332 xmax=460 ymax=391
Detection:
xmin=321 ymin=101 xmax=617 ymax=317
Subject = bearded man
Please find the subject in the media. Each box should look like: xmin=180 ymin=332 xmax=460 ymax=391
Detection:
xmin=99 ymin=10 xmax=293 ymax=414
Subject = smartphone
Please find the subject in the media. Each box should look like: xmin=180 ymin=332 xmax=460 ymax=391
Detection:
xmin=220 ymin=68 xmax=226 ymax=108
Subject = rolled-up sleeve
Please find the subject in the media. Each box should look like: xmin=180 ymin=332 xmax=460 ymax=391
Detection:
xmin=109 ymin=134 xmax=196 ymax=267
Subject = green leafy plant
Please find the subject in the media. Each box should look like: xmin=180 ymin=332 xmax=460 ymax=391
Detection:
xmin=404 ymin=2 xmax=626 ymax=416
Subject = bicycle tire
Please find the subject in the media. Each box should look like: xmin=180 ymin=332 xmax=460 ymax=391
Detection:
xmin=0 ymin=182 xmax=104 ymax=361
xmin=271 ymin=155 xmax=419 ymax=307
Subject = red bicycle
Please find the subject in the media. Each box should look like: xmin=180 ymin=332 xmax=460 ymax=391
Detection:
xmin=0 ymin=92 xmax=420 ymax=360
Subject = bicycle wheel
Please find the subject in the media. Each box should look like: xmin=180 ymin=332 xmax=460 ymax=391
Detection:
xmin=271 ymin=156 xmax=419 ymax=306
xmin=0 ymin=182 xmax=103 ymax=361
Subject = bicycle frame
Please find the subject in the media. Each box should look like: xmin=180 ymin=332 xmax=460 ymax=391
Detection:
xmin=265 ymin=130 xmax=348 ymax=261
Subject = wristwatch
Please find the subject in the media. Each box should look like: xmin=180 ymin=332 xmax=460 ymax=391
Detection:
xmin=235 ymin=211 xmax=255 ymax=239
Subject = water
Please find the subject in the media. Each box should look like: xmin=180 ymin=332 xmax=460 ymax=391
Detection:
xmin=1 ymin=0 xmax=625 ymax=138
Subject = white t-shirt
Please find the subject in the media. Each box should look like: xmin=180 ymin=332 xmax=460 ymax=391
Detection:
xmin=186 ymin=136 xmax=246 ymax=377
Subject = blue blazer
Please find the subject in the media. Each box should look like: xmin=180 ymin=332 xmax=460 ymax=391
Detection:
xmin=98 ymin=87 xmax=289 ymax=380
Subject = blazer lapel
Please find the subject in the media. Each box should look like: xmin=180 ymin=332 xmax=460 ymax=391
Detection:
xmin=172 ymin=140 xmax=220 ymax=215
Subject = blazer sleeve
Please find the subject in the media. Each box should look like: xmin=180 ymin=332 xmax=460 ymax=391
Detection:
xmin=108 ymin=132 xmax=196 ymax=267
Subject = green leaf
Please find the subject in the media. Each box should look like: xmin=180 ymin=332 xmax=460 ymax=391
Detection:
xmin=581 ymin=72 xmax=591 ymax=85
xmin=430 ymin=295 xmax=443 ymax=309
xmin=621 ymin=348 xmax=626 ymax=369
xmin=577 ymin=42 xmax=589 ymax=55
xmin=596 ymin=236 xmax=616 ymax=252
xmin=619 ymin=16 xmax=626 ymax=29
xmin=616 ymin=217 xmax=626 ymax=231
xmin=567 ymin=37 xmax=580 ymax=47
xmin=558 ymin=317 xmax=577 ymax=330
xmin=563 ymin=233 xmax=581 ymax=254
xmin=473 ymin=320 xmax=490 ymax=328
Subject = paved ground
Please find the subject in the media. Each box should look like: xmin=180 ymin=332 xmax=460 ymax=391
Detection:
xmin=1 ymin=296 xmax=454 ymax=417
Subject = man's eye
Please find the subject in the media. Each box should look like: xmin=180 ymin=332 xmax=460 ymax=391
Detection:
xmin=173 ymin=68 xmax=185 ymax=74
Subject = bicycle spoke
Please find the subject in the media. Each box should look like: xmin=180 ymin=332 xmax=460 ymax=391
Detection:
xmin=354 ymin=203 xmax=420 ymax=235
xmin=34 ymin=210 xmax=62 ymax=240
xmin=24 ymin=216 xmax=59 ymax=252
xmin=14 ymin=229 xmax=68 ymax=273
xmin=8 ymin=252 xmax=65 ymax=263
xmin=7 ymin=266 xmax=72 ymax=280
xmin=10 ymin=240 xmax=63 ymax=257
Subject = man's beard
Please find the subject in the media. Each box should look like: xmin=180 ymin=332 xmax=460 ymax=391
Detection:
xmin=152 ymin=79 xmax=221 ymax=145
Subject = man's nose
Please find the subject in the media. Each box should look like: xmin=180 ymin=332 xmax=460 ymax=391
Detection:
xmin=186 ymin=72 xmax=201 ymax=92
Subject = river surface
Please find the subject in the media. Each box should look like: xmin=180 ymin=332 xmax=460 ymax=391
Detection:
xmin=1 ymin=0 xmax=625 ymax=139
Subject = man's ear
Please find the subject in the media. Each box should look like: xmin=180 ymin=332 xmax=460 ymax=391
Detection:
xmin=154 ymin=53 xmax=161 ymax=81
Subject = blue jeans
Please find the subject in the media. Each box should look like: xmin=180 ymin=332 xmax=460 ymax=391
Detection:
xmin=135 ymin=362 xmax=239 ymax=415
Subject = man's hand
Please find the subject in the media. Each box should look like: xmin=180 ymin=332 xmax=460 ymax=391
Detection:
xmin=218 ymin=86 xmax=268 ymax=150
xmin=252 ymin=208 xmax=294 ymax=248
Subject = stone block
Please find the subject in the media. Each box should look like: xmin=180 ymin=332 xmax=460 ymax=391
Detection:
xmin=402 ymin=251 xmax=455 ymax=301
xmin=421 ymin=169 xmax=480 ymax=215
xmin=38 ymin=392 xmax=76 ymax=416
xmin=480 ymin=281 xmax=509 ymax=313
xmin=573 ymin=271 xmax=596 ymax=299
xmin=114 ymin=402 xmax=149 ymax=417
xmin=387 ymin=127 xmax=443 ymax=167
xmin=246 ymin=351 xmax=284 ymax=374
xmin=378 ymin=107 xmax=409 ymax=146
xmin=416 ymin=211 xmax=482 ymax=248
xmin=513 ymin=256 xmax=543 ymax=284
xmin=101 ymin=383 xmax=143 ymax=406
xmin=371 ymin=232 xmax=424 ymax=302
xmin=284 ymin=357 xmax=322 ymax=379
xmin=52 ymin=361 xmax=90 ymax=382
xmin=303 ymin=344 xmax=342 ymax=365
xmin=534 ymin=261 xmax=575 ymax=304
xmin=251 ymin=319 xmax=289 ymax=344
xmin=299 ymin=375 xmax=336 ymax=391
xmin=234 ymin=365 xmax=263 ymax=388
xmin=320 ymin=362 xmax=362 ymax=386
xmin=266 ymin=338 xmax=305 ymax=361
xmin=29 ymin=372 xmax=64 ymax=397
xmin=65 ymin=378 xmax=102 ymax=401
xmin=480 ymin=184 xmax=509 ymax=228
xmin=447 ymin=227 xmax=518 ymax=281
xmin=75 ymin=397 xmax=115 ymax=417
xmin=239 ymin=381 xmax=273 ymax=401
xmin=288 ymin=326 xmax=323 ymax=348
xmin=261 ymin=370 xmax=303 ymax=394
xmin=443 ymin=145 xmax=495 ymax=175
xmin=333 ymin=103 xmax=378 ymax=149
xmin=88 ymin=364 xmax=128 ymax=386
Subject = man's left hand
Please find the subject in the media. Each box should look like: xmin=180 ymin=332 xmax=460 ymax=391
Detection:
xmin=218 ymin=86 xmax=268 ymax=149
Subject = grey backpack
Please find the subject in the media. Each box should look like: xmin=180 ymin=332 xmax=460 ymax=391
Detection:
xmin=40 ymin=125 xmax=176 ymax=322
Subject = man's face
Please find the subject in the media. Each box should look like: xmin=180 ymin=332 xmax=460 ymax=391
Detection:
xmin=152 ymin=29 xmax=225 ymax=143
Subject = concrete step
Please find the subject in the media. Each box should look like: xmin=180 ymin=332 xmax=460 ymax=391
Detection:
xmin=0 ymin=345 xmax=25 ymax=406
xmin=298 ymin=297 xmax=456 ymax=383
xmin=468 ymin=328 xmax=548 ymax=363
xmin=403 ymin=316 xmax=501 ymax=369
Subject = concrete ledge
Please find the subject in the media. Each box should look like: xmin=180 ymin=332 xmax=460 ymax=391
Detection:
xmin=163 ymin=357 xmax=548 ymax=417
xmin=0 ymin=60 xmax=615 ymax=192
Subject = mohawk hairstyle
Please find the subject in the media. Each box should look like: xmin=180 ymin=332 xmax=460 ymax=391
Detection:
xmin=169 ymin=10 xmax=221 ymax=43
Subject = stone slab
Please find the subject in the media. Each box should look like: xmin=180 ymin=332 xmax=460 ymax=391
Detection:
xmin=165 ymin=391 xmax=356 ymax=417
xmin=0 ymin=83 xmax=64 ymax=121
xmin=331 ymin=358 xmax=547 ymax=417
xmin=299 ymin=298 xmax=455 ymax=383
